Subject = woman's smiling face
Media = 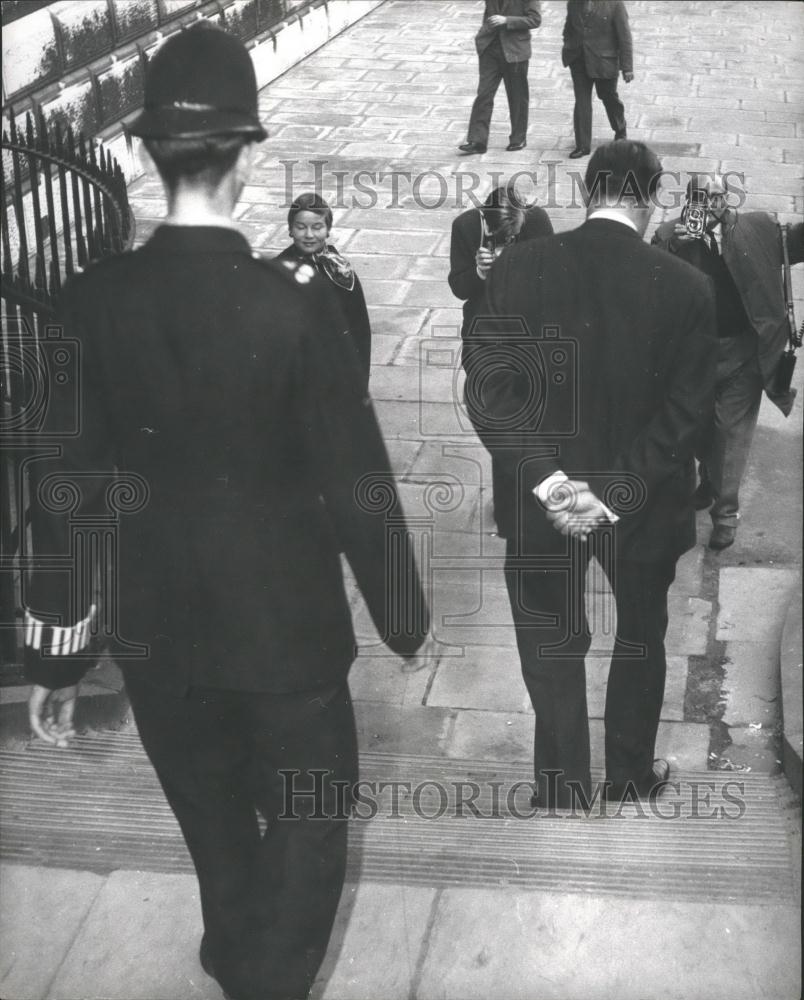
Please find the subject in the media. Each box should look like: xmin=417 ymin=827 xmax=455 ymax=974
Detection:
xmin=290 ymin=211 xmax=330 ymax=255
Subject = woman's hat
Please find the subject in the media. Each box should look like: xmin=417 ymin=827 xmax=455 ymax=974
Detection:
xmin=128 ymin=22 xmax=267 ymax=141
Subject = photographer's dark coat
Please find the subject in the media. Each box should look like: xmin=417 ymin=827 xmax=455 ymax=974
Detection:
xmin=25 ymin=225 xmax=427 ymax=693
xmin=652 ymin=214 xmax=803 ymax=416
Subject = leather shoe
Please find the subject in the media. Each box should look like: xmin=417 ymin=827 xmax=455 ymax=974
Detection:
xmin=603 ymin=758 xmax=671 ymax=803
xmin=709 ymin=523 xmax=736 ymax=551
xmin=569 ymin=147 xmax=590 ymax=158
xmin=694 ymin=482 xmax=714 ymax=510
xmin=506 ymin=140 xmax=527 ymax=151
xmin=458 ymin=142 xmax=487 ymax=155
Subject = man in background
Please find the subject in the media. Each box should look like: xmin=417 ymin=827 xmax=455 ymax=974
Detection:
xmin=458 ymin=0 xmax=542 ymax=155
xmin=653 ymin=175 xmax=803 ymax=550
xmin=562 ymin=0 xmax=633 ymax=158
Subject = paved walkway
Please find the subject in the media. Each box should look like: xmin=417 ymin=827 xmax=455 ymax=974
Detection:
xmin=1 ymin=2 xmax=802 ymax=998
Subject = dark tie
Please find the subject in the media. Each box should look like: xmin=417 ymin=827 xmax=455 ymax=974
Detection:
xmin=707 ymin=232 xmax=720 ymax=256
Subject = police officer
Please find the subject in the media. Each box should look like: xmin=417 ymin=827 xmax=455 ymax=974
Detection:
xmin=24 ymin=23 xmax=429 ymax=1000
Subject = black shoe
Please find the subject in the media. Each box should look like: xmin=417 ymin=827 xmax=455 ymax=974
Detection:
xmin=709 ymin=523 xmax=736 ymax=551
xmin=694 ymin=482 xmax=714 ymax=510
xmin=506 ymin=140 xmax=527 ymax=151
xmin=569 ymin=147 xmax=590 ymax=158
xmin=604 ymin=759 xmax=671 ymax=804
xmin=458 ymin=142 xmax=487 ymax=155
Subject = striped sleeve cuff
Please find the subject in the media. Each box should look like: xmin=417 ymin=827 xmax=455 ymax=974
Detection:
xmin=24 ymin=605 xmax=97 ymax=656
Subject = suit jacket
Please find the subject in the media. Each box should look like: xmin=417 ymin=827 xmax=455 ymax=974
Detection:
xmin=24 ymin=225 xmax=428 ymax=694
xmin=562 ymin=0 xmax=633 ymax=78
xmin=464 ymin=218 xmax=717 ymax=562
xmin=475 ymin=0 xmax=542 ymax=62
xmin=448 ymin=204 xmax=554 ymax=334
xmin=276 ymin=243 xmax=372 ymax=385
xmin=652 ymin=215 xmax=803 ymax=416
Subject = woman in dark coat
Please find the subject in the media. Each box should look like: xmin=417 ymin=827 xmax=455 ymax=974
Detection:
xmin=278 ymin=192 xmax=372 ymax=383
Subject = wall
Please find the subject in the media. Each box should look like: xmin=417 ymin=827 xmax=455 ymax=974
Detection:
xmin=2 ymin=0 xmax=384 ymax=180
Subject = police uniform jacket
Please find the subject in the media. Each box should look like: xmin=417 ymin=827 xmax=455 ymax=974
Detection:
xmin=652 ymin=215 xmax=803 ymax=417
xmin=561 ymin=0 xmax=633 ymax=78
xmin=475 ymin=0 xmax=542 ymax=62
xmin=24 ymin=225 xmax=427 ymax=694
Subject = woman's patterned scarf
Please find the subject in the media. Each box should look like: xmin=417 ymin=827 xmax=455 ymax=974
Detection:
xmin=313 ymin=244 xmax=356 ymax=291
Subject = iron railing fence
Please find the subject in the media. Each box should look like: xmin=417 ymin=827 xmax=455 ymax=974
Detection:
xmin=1 ymin=108 xmax=134 ymax=682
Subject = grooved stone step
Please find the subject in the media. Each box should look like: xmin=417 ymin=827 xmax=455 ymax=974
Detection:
xmin=0 ymin=735 xmax=797 ymax=907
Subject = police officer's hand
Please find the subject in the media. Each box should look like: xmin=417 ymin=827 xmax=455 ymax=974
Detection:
xmin=476 ymin=247 xmax=495 ymax=279
xmin=487 ymin=14 xmax=507 ymax=27
xmin=623 ymin=71 xmax=634 ymax=83
xmin=28 ymin=684 xmax=78 ymax=747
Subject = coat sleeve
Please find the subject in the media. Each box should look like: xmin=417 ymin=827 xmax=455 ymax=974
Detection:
xmin=300 ymin=283 xmax=429 ymax=656
xmin=448 ymin=213 xmax=485 ymax=303
xmin=504 ymin=0 xmax=541 ymax=31
xmin=613 ymin=1 xmax=633 ymax=73
xmin=23 ymin=275 xmax=116 ymax=689
xmin=344 ymin=274 xmax=372 ymax=386
xmin=787 ymin=221 xmax=804 ymax=265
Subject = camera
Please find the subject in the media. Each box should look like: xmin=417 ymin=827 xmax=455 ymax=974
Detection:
xmin=1 ymin=321 xmax=82 ymax=441
xmin=418 ymin=319 xmax=577 ymax=440
xmin=681 ymin=187 xmax=708 ymax=238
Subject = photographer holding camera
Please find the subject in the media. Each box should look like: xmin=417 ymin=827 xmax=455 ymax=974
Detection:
xmin=449 ymin=182 xmax=552 ymax=532
xmin=652 ymin=174 xmax=803 ymax=551
xmin=464 ymin=141 xmax=716 ymax=811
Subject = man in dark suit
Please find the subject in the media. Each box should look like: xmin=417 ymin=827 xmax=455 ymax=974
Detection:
xmin=464 ymin=141 xmax=716 ymax=810
xmin=23 ymin=24 xmax=429 ymax=1000
xmin=562 ymin=0 xmax=634 ymax=158
xmin=449 ymin=182 xmax=553 ymax=531
xmin=458 ymin=0 xmax=542 ymax=155
xmin=652 ymin=175 xmax=803 ymax=550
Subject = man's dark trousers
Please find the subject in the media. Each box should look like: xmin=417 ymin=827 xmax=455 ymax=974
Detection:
xmin=503 ymin=532 xmax=676 ymax=808
xmin=569 ymin=58 xmax=626 ymax=148
xmin=468 ymin=35 xmax=530 ymax=147
xmin=125 ymin=670 xmax=357 ymax=1000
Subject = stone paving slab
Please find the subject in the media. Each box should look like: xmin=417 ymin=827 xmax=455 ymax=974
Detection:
xmin=46 ymin=871 xmax=213 ymax=1000
xmin=0 ymin=866 xmax=105 ymax=1000
xmin=314 ymin=884 xmax=436 ymax=1000
xmin=415 ymin=888 xmax=801 ymax=1000
xmin=717 ymin=568 xmax=799 ymax=643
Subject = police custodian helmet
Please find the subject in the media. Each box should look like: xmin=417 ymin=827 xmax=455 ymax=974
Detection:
xmin=128 ymin=21 xmax=267 ymax=141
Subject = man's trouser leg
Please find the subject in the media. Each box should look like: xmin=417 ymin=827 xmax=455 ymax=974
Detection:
xmin=124 ymin=671 xmax=357 ymax=1000
xmin=569 ymin=59 xmax=594 ymax=148
xmin=704 ymin=339 xmax=763 ymax=529
xmin=467 ymin=42 xmax=505 ymax=147
xmin=594 ymin=76 xmax=627 ymax=137
xmin=603 ymin=559 xmax=676 ymax=794
xmin=502 ymin=58 xmax=530 ymax=145
xmin=504 ymin=535 xmax=592 ymax=809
